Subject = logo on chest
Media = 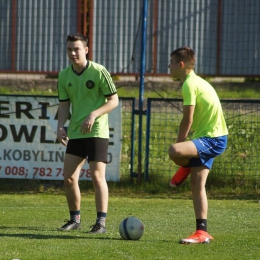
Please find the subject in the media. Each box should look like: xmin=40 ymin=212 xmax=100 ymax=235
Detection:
xmin=86 ymin=80 xmax=95 ymax=89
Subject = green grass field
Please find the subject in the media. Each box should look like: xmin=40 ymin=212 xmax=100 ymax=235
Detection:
xmin=0 ymin=193 xmax=259 ymax=260
xmin=1 ymin=80 xmax=260 ymax=259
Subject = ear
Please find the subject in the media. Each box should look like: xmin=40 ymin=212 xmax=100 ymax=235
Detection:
xmin=85 ymin=46 xmax=89 ymax=54
xmin=179 ymin=61 xmax=185 ymax=68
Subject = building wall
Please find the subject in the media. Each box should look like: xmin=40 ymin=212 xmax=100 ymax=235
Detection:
xmin=0 ymin=0 xmax=79 ymax=72
xmin=1 ymin=0 xmax=259 ymax=76
xmin=91 ymin=0 xmax=260 ymax=76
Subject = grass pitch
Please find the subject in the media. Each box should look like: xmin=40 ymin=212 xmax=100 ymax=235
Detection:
xmin=0 ymin=193 xmax=259 ymax=260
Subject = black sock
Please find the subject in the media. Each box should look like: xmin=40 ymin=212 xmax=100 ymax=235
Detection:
xmin=70 ymin=210 xmax=80 ymax=223
xmin=196 ymin=219 xmax=207 ymax=232
xmin=96 ymin=212 xmax=106 ymax=227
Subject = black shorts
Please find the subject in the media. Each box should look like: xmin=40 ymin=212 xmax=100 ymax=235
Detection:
xmin=66 ymin=138 xmax=109 ymax=163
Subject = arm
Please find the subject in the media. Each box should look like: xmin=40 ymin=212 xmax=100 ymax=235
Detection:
xmin=57 ymin=100 xmax=70 ymax=146
xmin=80 ymin=93 xmax=119 ymax=134
xmin=176 ymin=105 xmax=194 ymax=143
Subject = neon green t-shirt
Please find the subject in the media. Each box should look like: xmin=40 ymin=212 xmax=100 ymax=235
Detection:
xmin=58 ymin=60 xmax=117 ymax=139
xmin=182 ymin=71 xmax=228 ymax=139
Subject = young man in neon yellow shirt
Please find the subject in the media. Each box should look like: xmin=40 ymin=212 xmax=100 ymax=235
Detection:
xmin=168 ymin=47 xmax=228 ymax=244
xmin=57 ymin=33 xmax=118 ymax=234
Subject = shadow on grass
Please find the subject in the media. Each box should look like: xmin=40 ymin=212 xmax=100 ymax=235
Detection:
xmin=0 ymin=229 xmax=122 ymax=240
xmin=0 ymin=231 xmax=174 ymax=242
xmin=0 ymin=232 xmax=174 ymax=243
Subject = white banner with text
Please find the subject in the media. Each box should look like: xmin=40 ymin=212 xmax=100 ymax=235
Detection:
xmin=0 ymin=95 xmax=121 ymax=181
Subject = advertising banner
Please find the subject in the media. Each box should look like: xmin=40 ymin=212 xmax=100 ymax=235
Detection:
xmin=0 ymin=95 xmax=121 ymax=181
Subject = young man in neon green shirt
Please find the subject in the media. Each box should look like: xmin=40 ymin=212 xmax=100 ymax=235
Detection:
xmin=168 ymin=47 xmax=228 ymax=244
xmin=57 ymin=33 xmax=118 ymax=234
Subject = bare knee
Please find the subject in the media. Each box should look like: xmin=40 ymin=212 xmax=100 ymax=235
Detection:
xmin=92 ymin=175 xmax=107 ymax=188
xmin=168 ymin=145 xmax=177 ymax=160
xmin=168 ymin=145 xmax=183 ymax=163
xmin=64 ymin=176 xmax=76 ymax=187
xmin=190 ymin=177 xmax=206 ymax=196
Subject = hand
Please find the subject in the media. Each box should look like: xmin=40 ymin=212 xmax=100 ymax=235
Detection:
xmin=57 ymin=127 xmax=69 ymax=146
xmin=80 ymin=113 xmax=96 ymax=134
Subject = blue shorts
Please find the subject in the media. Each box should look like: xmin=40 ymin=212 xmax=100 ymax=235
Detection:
xmin=189 ymin=135 xmax=228 ymax=169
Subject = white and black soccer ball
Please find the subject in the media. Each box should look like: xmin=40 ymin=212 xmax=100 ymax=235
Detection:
xmin=119 ymin=216 xmax=144 ymax=240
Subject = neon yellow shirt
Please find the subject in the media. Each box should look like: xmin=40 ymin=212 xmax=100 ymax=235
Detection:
xmin=58 ymin=60 xmax=117 ymax=139
xmin=182 ymin=71 xmax=228 ymax=139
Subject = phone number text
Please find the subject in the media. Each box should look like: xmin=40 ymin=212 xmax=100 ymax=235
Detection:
xmin=0 ymin=166 xmax=91 ymax=178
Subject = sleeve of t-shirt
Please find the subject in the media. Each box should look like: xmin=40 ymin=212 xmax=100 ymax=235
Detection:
xmin=182 ymin=81 xmax=196 ymax=106
xmin=57 ymin=73 xmax=70 ymax=102
xmin=99 ymin=67 xmax=117 ymax=96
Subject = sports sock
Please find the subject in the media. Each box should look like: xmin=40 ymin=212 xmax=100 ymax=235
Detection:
xmin=196 ymin=219 xmax=207 ymax=232
xmin=70 ymin=210 xmax=81 ymax=223
xmin=96 ymin=212 xmax=107 ymax=227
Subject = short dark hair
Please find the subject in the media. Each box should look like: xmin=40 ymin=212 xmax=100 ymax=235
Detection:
xmin=171 ymin=47 xmax=195 ymax=69
xmin=67 ymin=33 xmax=88 ymax=46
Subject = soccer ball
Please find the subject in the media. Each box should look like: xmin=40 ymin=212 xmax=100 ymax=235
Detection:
xmin=119 ymin=216 xmax=144 ymax=240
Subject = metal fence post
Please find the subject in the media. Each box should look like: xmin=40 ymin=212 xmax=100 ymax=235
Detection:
xmin=137 ymin=0 xmax=148 ymax=184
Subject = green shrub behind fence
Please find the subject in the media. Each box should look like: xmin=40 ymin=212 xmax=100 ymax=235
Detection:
xmin=120 ymin=98 xmax=260 ymax=189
